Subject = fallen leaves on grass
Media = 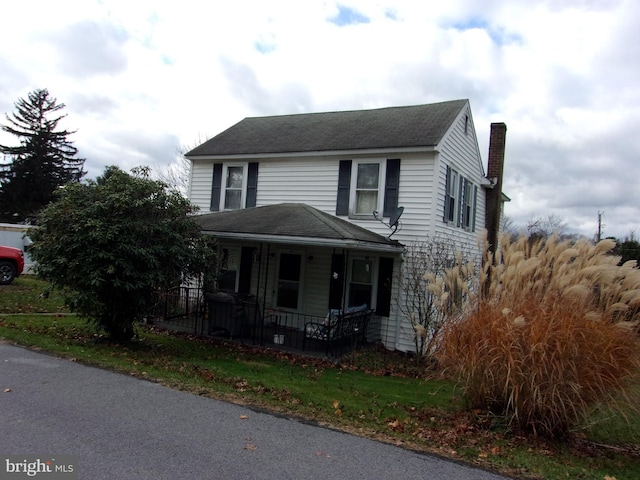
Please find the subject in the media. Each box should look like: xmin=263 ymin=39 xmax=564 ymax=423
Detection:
xmin=387 ymin=419 xmax=404 ymax=432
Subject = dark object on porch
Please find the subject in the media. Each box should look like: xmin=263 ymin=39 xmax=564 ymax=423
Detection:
xmin=206 ymin=292 xmax=260 ymax=339
xmin=303 ymin=307 xmax=374 ymax=356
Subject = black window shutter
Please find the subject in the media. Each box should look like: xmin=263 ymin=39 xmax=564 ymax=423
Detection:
xmin=376 ymin=257 xmax=394 ymax=317
xmin=443 ymin=165 xmax=451 ymax=222
xmin=457 ymin=175 xmax=464 ymax=227
xmin=336 ymin=160 xmax=352 ymax=216
xmin=461 ymin=178 xmax=469 ymax=228
xmin=383 ymin=159 xmax=400 ymax=217
xmin=210 ymin=163 xmax=223 ymax=211
xmin=472 ymin=185 xmax=478 ymax=232
xmin=328 ymin=253 xmax=345 ymax=310
xmin=245 ymin=162 xmax=259 ymax=208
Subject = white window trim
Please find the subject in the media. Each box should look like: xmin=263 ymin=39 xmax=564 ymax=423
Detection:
xmin=348 ymin=159 xmax=387 ymax=219
xmin=346 ymin=255 xmax=378 ymax=309
xmin=274 ymin=249 xmax=306 ymax=312
xmin=446 ymin=167 xmax=459 ymax=226
xmin=445 ymin=165 xmax=477 ymax=231
xmin=222 ymin=163 xmax=248 ymax=211
xmin=461 ymin=178 xmax=476 ymax=232
xmin=218 ymin=245 xmax=240 ymax=292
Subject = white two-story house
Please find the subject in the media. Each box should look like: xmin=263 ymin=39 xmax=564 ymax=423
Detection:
xmin=186 ymin=99 xmax=507 ymax=353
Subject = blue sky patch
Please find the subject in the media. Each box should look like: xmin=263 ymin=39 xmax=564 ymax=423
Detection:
xmin=254 ymin=41 xmax=276 ymax=54
xmin=329 ymin=5 xmax=370 ymax=26
xmin=384 ymin=8 xmax=398 ymax=21
xmin=450 ymin=17 xmax=522 ymax=45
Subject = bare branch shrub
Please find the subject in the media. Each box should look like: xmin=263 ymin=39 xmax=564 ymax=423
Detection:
xmin=397 ymin=236 xmax=478 ymax=359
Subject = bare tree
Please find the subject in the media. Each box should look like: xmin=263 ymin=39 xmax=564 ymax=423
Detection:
xmin=501 ymin=215 xmax=520 ymax=241
xmin=155 ymin=137 xmax=209 ymax=197
xmin=155 ymin=146 xmax=191 ymax=196
xmin=526 ymin=214 xmax=568 ymax=239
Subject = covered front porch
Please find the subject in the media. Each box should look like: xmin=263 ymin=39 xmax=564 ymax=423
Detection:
xmin=152 ymin=203 xmax=404 ymax=356
xmin=149 ymin=285 xmax=377 ymax=356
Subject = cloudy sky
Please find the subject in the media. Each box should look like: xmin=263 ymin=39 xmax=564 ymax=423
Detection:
xmin=1 ymin=0 xmax=638 ymax=239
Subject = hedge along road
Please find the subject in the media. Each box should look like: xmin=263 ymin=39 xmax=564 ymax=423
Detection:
xmin=0 ymin=343 xmax=510 ymax=480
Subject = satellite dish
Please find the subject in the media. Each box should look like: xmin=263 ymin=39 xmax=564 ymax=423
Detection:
xmin=372 ymin=206 xmax=404 ymax=239
xmin=389 ymin=206 xmax=404 ymax=228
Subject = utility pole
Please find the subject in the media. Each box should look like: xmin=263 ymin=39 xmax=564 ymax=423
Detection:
xmin=596 ymin=211 xmax=603 ymax=242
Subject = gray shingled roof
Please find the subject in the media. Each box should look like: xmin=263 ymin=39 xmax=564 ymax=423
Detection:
xmin=194 ymin=203 xmax=403 ymax=252
xmin=187 ymin=99 xmax=467 ymax=157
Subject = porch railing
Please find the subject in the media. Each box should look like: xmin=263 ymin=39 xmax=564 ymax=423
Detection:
xmin=150 ymin=289 xmax=380 ymax=356
xmin=149 ymin=286 xmax=206 ymax=335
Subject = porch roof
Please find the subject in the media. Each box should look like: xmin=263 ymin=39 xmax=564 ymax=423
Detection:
xmin=194 ymin=203 xmax=404 ymax=253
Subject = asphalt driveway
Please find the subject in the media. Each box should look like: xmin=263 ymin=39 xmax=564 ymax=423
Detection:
xmin=0 ymin=343 xmax=510 ymax=479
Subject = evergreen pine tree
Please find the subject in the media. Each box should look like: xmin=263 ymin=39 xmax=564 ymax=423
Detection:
xmin=0 ymin=89 xmax=86 ymax=223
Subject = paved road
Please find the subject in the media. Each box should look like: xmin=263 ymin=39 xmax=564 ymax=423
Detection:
xmin=0 ymin=343 xmax=510 ymax=479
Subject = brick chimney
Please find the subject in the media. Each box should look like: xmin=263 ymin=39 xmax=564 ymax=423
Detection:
xmin=485 ymin=122 xmax=507 ymax=257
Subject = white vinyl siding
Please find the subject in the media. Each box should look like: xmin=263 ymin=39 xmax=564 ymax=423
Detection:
xmin=255 ymin=158 xmax=339 ymax=212
xmin=189 ymin=160 xmax=214 ymax=211
xmin=434 ymin=105 xmax=486 ymax=247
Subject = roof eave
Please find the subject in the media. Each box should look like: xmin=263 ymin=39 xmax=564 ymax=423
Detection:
xmin=202 ymin=230 xmax=404 ymax=253
xmin=187 ymin=145 xmax=438 ymax=162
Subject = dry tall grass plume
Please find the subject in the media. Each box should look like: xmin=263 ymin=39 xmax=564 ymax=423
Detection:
xmin=437 ymin=233 xmax=640 ymax=438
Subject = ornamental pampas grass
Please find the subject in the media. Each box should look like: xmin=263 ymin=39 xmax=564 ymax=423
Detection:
xmin=437 ymin=233 xmax=640 ymax=437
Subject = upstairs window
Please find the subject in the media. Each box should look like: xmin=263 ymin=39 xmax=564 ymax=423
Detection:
xmin=460 ymin=178 xmax=477 ymax=231
xmin=224 ymin=166 xmax=244 ymax=210
xmin=444 ymin=166 xmax=459 ymax=224
xmin=210 ymin=162 xmax=259 ymax=211
xmin=336 ymin=159 xmax=400 ymax=218
xmin=444 ymin=165 xmax=477 ymax=231
xmin=355 ymin=163 xmax=380 ymax=215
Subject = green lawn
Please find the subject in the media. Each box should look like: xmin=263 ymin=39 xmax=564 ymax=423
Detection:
xmin=2 ymin=276 xmax=639 ymax=479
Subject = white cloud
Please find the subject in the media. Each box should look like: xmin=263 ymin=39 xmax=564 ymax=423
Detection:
xmin=0 ymin=0 xmax=638 ymax=239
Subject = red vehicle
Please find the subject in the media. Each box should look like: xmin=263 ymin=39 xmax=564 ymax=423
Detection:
xmin=0 ymin=245 xmax=24 ymax=285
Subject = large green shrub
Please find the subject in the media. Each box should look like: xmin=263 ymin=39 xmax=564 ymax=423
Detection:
xmin=29 ymin=166 xmax=212 ymax=341
xmin=437 ymin=234 xmax=640 ymax=437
